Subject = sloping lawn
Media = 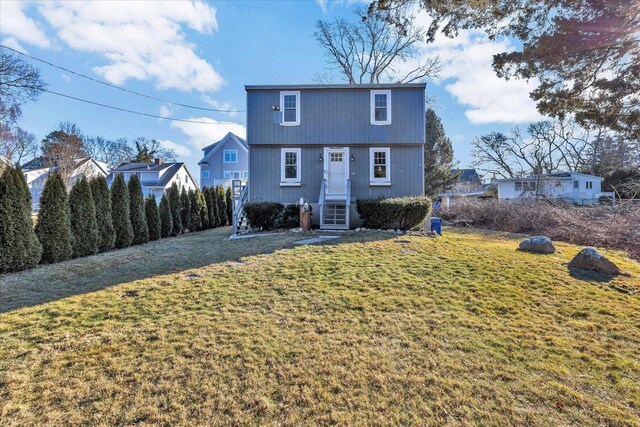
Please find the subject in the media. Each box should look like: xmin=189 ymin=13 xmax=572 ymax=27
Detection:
xmin=1 ymin=228 xmax=639 ymax=426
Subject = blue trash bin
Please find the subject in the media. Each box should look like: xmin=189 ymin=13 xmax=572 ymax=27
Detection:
xmin=431 ymin=217 xmax=443 ymax=235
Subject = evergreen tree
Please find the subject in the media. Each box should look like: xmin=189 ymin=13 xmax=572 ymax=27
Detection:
xmin=189 ymin=189 xmax=202 ymax=231
xmin=128 ymin=175 xmax=149 ymax=245
xmin=111 ymin=174 xmax=133 ymax=248
xmin=424 ymin=109 xmax=457 ymax=197
xmin=216 ymin=185 xmax=228 ymax=226
xmin=145 ymin=195 xmax=161 ymax=241
xmin=0 ymin=166 xmax=41 ymax=273
xmin=180 ymin=188 xmax=191 ymax=232
xmin=203 ymin=186 xmax=215 ymax=229
xmin=159 ymin=193 xmax=173 ymax=238
xmin=35 ymin=172 xmax=73 ymax=263
xmin=225 ymin=186 xmax=233 ymax=225
xmin=168 ymin=183 xmax=182 ymax=235
xmin=90 ymin=176 xmax=115 ymax=252
xmin=69 ymin=176 xmax=99 ymax=258
xmin=208 ymin=186 xmax=220 ymax=227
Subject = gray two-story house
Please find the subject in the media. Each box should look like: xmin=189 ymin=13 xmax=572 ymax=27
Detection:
xmin=198 ymin=132 xmax=249 ymax=189
xmin=244 ymin=83 xmax=426 ymax=229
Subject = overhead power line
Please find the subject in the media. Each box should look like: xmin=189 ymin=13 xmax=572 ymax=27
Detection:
xmin=0 ymin=44 xmax=246 ymax=113
xmin=39 ymin=88 xmax=240 ymax=125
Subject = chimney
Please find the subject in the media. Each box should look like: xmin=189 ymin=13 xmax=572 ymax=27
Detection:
xmin=154 ymin=158 xmax=163 ymax=165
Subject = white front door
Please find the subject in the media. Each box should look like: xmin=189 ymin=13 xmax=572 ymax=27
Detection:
xmin=325 ymin=148 xmax=348 ymax=196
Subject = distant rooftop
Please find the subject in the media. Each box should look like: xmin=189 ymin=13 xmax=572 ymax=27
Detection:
xmin=245 ymin=83 xmax=426 ymax=91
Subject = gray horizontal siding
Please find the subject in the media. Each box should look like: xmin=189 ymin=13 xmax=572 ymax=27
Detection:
xmin=248 ymin=145 xmax=424 ymax=204
xmin=247 ymin=88 xmax=425 ymax=146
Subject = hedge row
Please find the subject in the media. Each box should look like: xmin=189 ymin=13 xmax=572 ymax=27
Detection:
xmin=242 ymin=202 xmax=305 ymax=231
xmin=0 ymin=165 xmax=235 ymax=274
xmin=356 ymin=196 xmax=431 ymax=230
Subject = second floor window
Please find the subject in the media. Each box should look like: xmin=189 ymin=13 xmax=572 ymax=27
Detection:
xmin=224 ymin=150 xmax=238 ymax=163
xmin=201 ymin=170 xmax=210 ymax=179
xmin=280 ymin=91 xmax=300 ymax=126
xmin=586 ymin=181 xmax=593 ymax=189
xmin=371 ymin=90 xmax=391 ymax=125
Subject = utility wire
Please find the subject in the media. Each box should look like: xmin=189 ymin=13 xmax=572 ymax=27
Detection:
xmin=0 ymin=44 xmax=246 ymax=113
xmin=39 ymin=88 xmax=240 ymax=125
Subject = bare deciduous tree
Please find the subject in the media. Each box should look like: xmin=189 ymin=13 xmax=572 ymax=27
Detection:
xmin=84 ymin=136 xmax=133 ymax=169
xmin=41 ymin=122 xmax=88 ymax=185
xmin=0 ymin=49 xmax=47 ymax=123
xmin=314 ymin=7 xmax=441 ymax=84
xmin=0 ymin=125 xmax=38 ymax=164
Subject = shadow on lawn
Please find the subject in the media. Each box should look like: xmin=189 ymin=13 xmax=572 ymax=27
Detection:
xmin=0 ymin=227 xmax=396 ymax=313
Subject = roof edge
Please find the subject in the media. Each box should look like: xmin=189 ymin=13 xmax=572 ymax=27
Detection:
xmin=245 ymin=83 xmax=426 ymax=91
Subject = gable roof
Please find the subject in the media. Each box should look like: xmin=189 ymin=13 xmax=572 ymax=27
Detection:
xmin=495 ymin=171 xmax=605 ymax=183
xmin=199 ymin=132 xmax=248 ymax=165
xmin=452 ymin=168 xmax=481 ymax=183
xmin=21 ymin=157 xmax=108 ymax=175
xmin=108 ymin=162 xmax=197 ymax=189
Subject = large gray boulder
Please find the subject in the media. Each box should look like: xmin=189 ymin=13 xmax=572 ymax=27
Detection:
xmin=518 ymin=236 xmax=556 ymax=254
xmin=568 ymin=247 xmax=622 ymax=275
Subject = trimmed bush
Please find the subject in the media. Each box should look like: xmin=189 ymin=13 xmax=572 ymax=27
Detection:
xmin=216 ymin=185 xmax=227 ymax=226
xmin=180 ymin=189 xmax=191 ymax=232
xmin=275 ymin=203 xmax=308 ymax=229
xmin=168 ymin=183 xmax=182 ymax=236
xmin=356 ymin=196 xmax=431 ymax=230
xmin=225 ymin=186 xmax=233 ymax=225
xmin=145 ymin=195 xmax=161 ymax=241
xmin=69 ymin=176 xmax=99 ymax=258
xmin=111 ymin=174 xmax=133 ymax=248
xmin=90 ymin=176 xmax=115 ymax=252
xmin=0 ymin=166 xmax=41 ymax=273
xmin=128 ymin=175 xmax=149 ymax=245
xmin=198 ymin=189 xmax=209 ymax=230
xmin=243 ymin=202 xmax=284 ymax=231
xmin=189 ymin=189 xmax=202 ymax=231
xmin=35 ymin=172 xmax=73 ymax=263
xmin=159 ymin=194 xmax=173 ymax=238
xmin=203 ymin=186 xmax=216 ymax=228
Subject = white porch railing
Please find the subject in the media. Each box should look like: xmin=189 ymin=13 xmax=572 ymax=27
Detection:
xmin=232 ymin=180 xmax=249 ymax=235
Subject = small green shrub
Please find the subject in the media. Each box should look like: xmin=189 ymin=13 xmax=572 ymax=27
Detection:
xmin=274 ymin=203 xmax=312 ymax=229
xmin=356 ymin=196 xmax=431 ymax=230
xmin=243 ymin=202 xmax=284 ymax=231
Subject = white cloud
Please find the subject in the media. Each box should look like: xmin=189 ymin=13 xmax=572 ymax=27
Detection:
xmin=159 ymin=105 xmax=173 ymax=118
xmin=0 ymin=1 xmax=51 ymax=50
xmin=396 ymin=12 xmax=542 ymax=125
xmin=159 ymin=139 xmax=192 ymax=157
xmin=170 ymin=118 xmax=246 ymax=151
xmin=201 ymin=95 xmax=239 ymax=117
xmin=36 ymin=1 xmax=224 ymax=92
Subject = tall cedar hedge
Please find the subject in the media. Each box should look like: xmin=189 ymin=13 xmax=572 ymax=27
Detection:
xmin=111 ymin=174 xmax=133 ymax=248
xmin=128 ymin=175 xmax=149 ymax=245
xmin=0 ymin=166 xmax=42 ymax=273
xmin=216 ymin=185 xmax=227 ymax=226
xmin=208 ymin=186 xmax=220 ymax=227
xmin=145 ymin=195 xmax=161 ymax=241
xmin=90 ymin=176 xmax=115 ymax=252
xmin=203 ymin=186 xmax=215 ymax=229
xmin=168 ymin=183 xmax=182 ymax=236
xmin=225 ymin=186 xmax=233 ymax=226
xmin=189 ymin=189 xmax=202 ymax=231
xmin=159 ymin=193 xmax=173 ymax=238
xmin=198 ymin=189 xmax=209 ymax=230
xmin=180 ymin=188 xmax=191 ymax=232
xmin=35 ymin=172 xmax=73 ymax=263
xmin=69 ymin=176 xmax=99 ymax=258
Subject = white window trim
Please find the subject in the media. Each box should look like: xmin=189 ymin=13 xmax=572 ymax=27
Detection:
xmin=281 ymin=148 xmax=301 ymax=185
xmin=223 ymin=150 xmax=238 ymax=163
xmin=223 ymin=171 xmax=232 ymax=179
xmin=280 ymin=91 xmax=300 ymax=126
xmin=369 ymin=147 xmax=391 ymax=186
xmin=370 ymin=90 xmax=391 ymax=125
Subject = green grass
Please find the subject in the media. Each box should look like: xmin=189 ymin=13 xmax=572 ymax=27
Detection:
xmin=1 ymin=227 xmax=639 ymax=426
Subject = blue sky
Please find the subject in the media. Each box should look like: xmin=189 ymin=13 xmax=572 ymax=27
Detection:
xmin=1 ymin=0 xmax=543 ymax=182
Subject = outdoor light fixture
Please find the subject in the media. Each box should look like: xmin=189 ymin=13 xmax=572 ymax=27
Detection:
xmin=350 ymin=154 xmax=355 ymax=161
xmin=272 ymin=105 xmax=280 ymax=111
xmin=318 ymin=154 xmax=323 ymax=162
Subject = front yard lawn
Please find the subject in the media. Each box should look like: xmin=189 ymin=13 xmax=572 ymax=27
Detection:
xmin=1 ymin=227 xmax=639 ymax=425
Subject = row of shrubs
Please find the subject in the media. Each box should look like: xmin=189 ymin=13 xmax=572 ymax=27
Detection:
xmin=0 ymin=164 xmax=233 ymax=274
xmin=242 ymin=196 xmax=431 ymax=231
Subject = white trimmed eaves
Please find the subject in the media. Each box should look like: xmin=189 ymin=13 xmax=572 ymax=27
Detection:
xmin=199 ymin=132 xmax=248 ymax=165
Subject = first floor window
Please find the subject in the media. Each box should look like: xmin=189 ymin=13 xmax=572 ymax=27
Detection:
xmin=233 ymin=171 xmax=241 ymax=179
xmin=242 ymin=171 xmax=249 ymax=178
xmin=586 ymin=181 xmax=593 ymax=189
xmin=369 ymin=147 xmax=390 ymax=184
xmin=224 ymin=171 xmax=232 ymax=179
xmin=281 ymin=148 xmax=301 ymax=183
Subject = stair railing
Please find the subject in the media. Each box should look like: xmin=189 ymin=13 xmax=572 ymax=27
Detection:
xmin=319 ymin=178 xmax=326 ymax=229
xmin=232 ymin=183 xmax=249 ymax=235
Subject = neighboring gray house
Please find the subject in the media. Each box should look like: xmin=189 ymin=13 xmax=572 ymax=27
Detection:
xmin=242 ymin=83 xmax=426 ymax=230
xmin=198 ymin=132 xmax=248 ymax=188
xmin=106 ymin=160 xmax=198 ymax=203
xmin=450 ymin=168 xmax=483 ymax=193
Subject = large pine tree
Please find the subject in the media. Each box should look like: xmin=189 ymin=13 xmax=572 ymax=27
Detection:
xmin=424 ymin=109 xmax=457 ymax=197
xmin=180 ymin=188 xmax=191 ymax=232
xmin=111 ymin=174 xmax=133 ymax=248
xmin=0 ymin=166 xmax=42 ymax=273
xmin=145 ymin=195 xmax=161 ymax=241
xmin=159 ymin=194 xmax=173 ymax=238
xmin=216 ymin=185 xmax=228 ymax=226
xmin=35 ymin=172 xmax=73 ymax=263
xmin=69 ymin=176 xmax=99 ymax=258
xmin=168 ymin=183 xmax=182 ymax=236
xmin=90 ymin=176 xmax=115 ymax=252
xmin=128 ymin=175 xmax=149 ymax=245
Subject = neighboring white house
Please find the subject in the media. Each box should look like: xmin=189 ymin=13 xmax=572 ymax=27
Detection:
xmin=495 ymin=172 xmax=614 ymax=204
xmin=198 ymin=132 xmax=248 ymax=189
xmin=21 ymin=157 xmax=109 ymax=210
xmin=106 ymin=159 xmax=198 ymax=203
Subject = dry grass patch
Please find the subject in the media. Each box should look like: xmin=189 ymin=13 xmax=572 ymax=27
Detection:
xmin=1 ymin=228 xmax=639 ymax=426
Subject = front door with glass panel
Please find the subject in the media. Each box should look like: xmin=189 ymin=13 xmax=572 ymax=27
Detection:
xmin=325 ymin=148 xmax=348 ymax=196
